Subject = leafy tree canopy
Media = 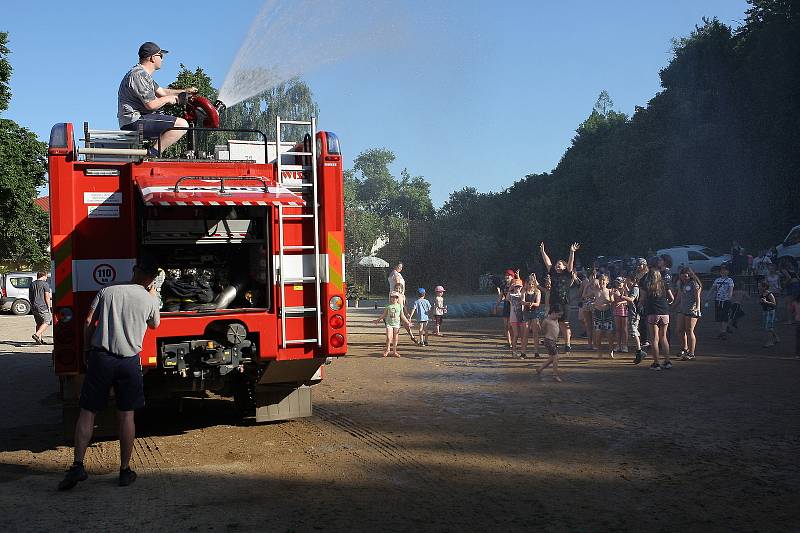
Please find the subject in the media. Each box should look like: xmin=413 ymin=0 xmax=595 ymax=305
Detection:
xmin=0 ymin=33 xmax=49 ymax=268
xmin=0 ymin=32 xmax=10 ymax=112
xmin=0 ymin=119 xmax=49 ymax=267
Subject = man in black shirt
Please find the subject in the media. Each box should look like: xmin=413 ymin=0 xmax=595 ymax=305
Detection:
xmin=29 ymin=271 xmax=51 ymax=345
xmin=540 ymin=241 xmax=580 ymax=352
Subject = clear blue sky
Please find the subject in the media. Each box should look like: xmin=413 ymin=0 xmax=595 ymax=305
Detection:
xmin=3 ymin=0 xmax=749 ymax=205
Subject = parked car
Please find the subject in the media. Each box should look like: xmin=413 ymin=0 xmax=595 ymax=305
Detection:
xmin=656 ymin=245 xmax=731 ymax=276
xmin=775 ymin=225 xmax=800 ymax=271
xmin=0 ymin=271 xmax=36 ymax=315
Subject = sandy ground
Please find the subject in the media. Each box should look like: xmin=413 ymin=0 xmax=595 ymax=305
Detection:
xmin=0 ymin=302 xmax=798 ymax=532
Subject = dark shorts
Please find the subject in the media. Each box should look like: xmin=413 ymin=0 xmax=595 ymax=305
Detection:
xmin=121 ymin=112 xmax=178 ymax=139
xmin=501 ymin=300 xmax=511 ymax=318
xmin=549 ymin=303 xmax=570 ymax=323
xmin=543 ymin=338 xmax=558 ymax=356
xmin=79 ymin=348 xmax=145 ymax=412
xmin=593 ymin=308 xmax=614 ymax=331
xmin=33 ymin=310 xmax=52 ymax=327
xmin=714 ymin=300 xmax=731 ymax=322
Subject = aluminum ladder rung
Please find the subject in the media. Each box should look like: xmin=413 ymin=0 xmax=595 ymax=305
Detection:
xmin=280 ymin=120 xmax=312 ymax=126
xmin=280 ymin=151 xmax=313 ymax=157
xmin=281 ymin=214 xmax=314 ymax=219
xmin=283 ymin=277 xmax=317 ymax=283
xmin=284 ymin=183 xmax=313 ymax=188
xmin=281 ymin=164 xmax=312 ymax=171
xmin=283 ymin=306 xmax=318 ymax=314
xmin=282 ymin=245 xmax=315 ymax=251
xmin=285 ymin=339 xmax=319 ymax=345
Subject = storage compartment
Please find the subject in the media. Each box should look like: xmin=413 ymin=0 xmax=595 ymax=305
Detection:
xmin=139 ymin=205 xmax=271 ymax=312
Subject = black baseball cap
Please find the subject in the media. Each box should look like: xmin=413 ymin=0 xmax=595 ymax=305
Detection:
xmin=138 ymin=42 xmax=169 ymax=59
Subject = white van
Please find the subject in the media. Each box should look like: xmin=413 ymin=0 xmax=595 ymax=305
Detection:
xmin=775 ymin=225 xmax=800 ymax=270
xmin=656 ymin=245 xmax=731 ymax=275
xmin=0 ymin=271 xmax=37 ymax=315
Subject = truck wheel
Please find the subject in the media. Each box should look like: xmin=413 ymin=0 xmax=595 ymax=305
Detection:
xmin=11 ymin=299 xmax=31 ymax=315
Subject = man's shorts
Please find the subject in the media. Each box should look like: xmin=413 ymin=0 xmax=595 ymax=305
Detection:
xmin=714 ymin=300 xmax=731 ymax=322
xmin=33 ymin=310 xmax=52 ymax=327
xmin=79 ymin=348 xmax=145 ymax=412
xmin=121 ymin=112 xmax=178 ymax=139
xmin=550 ymin=303 xmax=570 ymax=323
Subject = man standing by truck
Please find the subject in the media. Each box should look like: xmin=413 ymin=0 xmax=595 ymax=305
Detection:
xmin=117 ymin=41 xmax=197 ymax=156
xmin=29 ymin=271 xmax=52 ymax=345
xmin=58 ymin=260 xmax=161 ymax=490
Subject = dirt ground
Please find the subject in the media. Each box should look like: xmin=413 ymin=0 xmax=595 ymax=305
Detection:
xmin=0 ymin=302 xmax=798 ymax=532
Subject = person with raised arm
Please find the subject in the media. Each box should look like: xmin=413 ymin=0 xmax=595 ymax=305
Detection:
xmin=539 ymin=242 xmax=580 ymax=353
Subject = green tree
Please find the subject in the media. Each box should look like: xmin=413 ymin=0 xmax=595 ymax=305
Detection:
xmin=351 ymin=148 xmax=398 ymax=218
xmin=0 ymin=32 xmax=10 ymax=111
xmin=163 ymin=64 xmax=218 ymax=116
xmin=0 ymin=33 xmax=49 ymax=268
xmin=221 ymin=78 xmax=319 ymax=142
xmin=0 ymin=119 xmax=49 ymax=268
xmin=158 ymin=64 xmax=219 ymax=156
xmin=343 ymin=148 xmax=435 ymax=289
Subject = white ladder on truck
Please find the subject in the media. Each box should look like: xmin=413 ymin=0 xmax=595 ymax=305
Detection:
xmin=275 ymin=116 xmax=322 ymax=348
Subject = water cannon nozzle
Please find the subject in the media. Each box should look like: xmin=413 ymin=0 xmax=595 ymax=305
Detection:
xmin=214 ymin=100 xmax=227 ymax=115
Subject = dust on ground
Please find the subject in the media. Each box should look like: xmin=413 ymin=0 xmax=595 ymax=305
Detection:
xmin=0 ymin=303 xmax=798 ymax=532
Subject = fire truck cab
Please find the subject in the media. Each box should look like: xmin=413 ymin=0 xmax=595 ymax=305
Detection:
xmin=47 ymin=117 xmax=346 ymax=424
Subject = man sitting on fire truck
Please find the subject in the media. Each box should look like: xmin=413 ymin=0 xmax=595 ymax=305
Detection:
xmin=117 ymin=41 xmax=197 ymax=156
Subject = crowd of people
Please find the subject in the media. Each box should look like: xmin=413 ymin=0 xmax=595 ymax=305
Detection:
xmin=374 ymin=245 xmax=800 ymax=381
xmin=493 ymin=244 xmax=800 ymax=379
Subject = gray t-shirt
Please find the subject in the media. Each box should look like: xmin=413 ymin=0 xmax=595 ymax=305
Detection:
xmin=117 ymin=65 xmax=160 ymax=127
xmin=29 ymin=279 xmax=51 ymax=314
xmin=90 ymin=284 xmax=160 ymax=357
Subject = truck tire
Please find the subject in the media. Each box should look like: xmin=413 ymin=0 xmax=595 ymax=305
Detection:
xmin=11 ymin=299 xmax=30 ymax=315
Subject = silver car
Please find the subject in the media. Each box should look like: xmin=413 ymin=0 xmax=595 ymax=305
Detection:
xmin=0 ymin=271 xmax=37 ymax=315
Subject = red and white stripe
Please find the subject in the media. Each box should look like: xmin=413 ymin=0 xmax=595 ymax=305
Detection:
xmin=137 ymin=183 xmax=305 ymax=207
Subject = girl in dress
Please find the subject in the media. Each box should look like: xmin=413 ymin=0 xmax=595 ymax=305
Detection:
xmin=373 ymin=292 xmax=412 ymax=357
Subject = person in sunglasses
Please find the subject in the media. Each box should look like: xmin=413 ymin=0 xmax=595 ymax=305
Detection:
xmin=117 ymin=41 xmax=197 ymax=156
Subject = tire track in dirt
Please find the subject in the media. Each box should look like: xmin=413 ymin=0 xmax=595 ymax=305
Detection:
xmin=312 ymin=405 xmax=552 ymax=527
xmin=313 ymin=405 xmax=446 ymax=489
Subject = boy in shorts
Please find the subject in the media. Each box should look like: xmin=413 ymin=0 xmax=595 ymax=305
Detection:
xmin=710 ymin=264 xmax=734 ymax=339
xmin=536 ymin=306 xmax=564 ymax=382
xmin=409 ymin=288 xmax=432 ymax=346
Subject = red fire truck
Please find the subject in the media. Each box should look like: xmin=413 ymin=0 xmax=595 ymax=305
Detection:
xmin=47 ymin=101 xmax=346 ymax=424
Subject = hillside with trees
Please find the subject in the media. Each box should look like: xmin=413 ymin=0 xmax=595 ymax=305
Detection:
xmin=347 ymin=0 xmax=799 ymax=292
